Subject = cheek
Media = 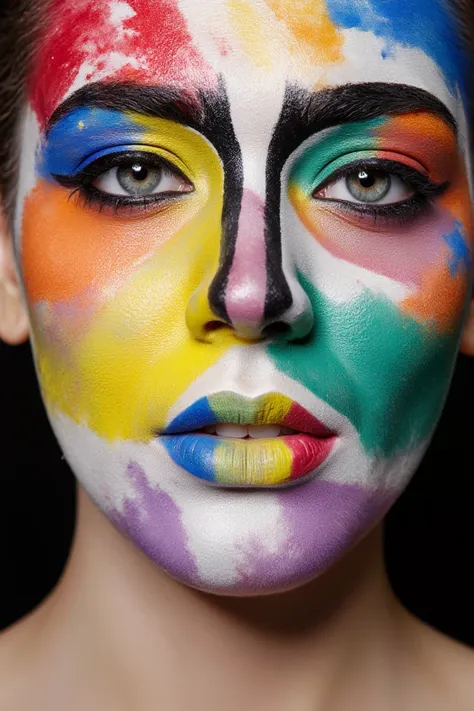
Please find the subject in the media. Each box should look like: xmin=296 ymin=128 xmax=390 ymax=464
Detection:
xmin=288 ymin=191 xmax=472 ymax=334
xmin=20 ymin=180 xmax=230 ymax=441
xmin=21 ymin=181 xmax=201 ymax=304
xmin=268 ymin=275 xmax=461 ymax=458
xmin=271 ymin=179 xmax=473 ymax=456
xmin=290 ymin=189 xmax=452 ymax=288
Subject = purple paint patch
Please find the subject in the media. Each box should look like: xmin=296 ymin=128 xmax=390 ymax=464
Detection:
xmin=110 ymin=461 xmax=199 ymax=585
xmin=235 ymin=480 xmax=395 ymax=592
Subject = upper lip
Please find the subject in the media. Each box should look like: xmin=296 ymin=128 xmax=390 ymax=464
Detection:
xmin=161 ymin=392 xmax=336 ymax=438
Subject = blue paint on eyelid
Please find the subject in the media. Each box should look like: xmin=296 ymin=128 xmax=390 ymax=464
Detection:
xmin=326 ymin=0 xmax=468 ymax=98
xmin=38 ymin=107 xmax=148 ymax=179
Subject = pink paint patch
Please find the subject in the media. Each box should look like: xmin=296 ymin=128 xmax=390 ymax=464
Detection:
xmin=29 ymin=0 xmax=216 ymax=129
xmin=305 ymin=204 xmax=455 ymax=289
xmin=225 ymin=189 xmax=267 ymax=335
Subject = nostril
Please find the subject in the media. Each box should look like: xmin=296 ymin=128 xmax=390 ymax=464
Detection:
xmin=204 ymin=320 xmax=227 ymax=333
xmin=262 ymin=321 xmax=291 ymax=339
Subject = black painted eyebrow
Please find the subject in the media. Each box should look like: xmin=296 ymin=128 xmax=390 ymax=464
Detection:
xmin=47 ymin=81 xmax=206 ymax=133
xmin=302 ymin=82 xmax=457 ymax=133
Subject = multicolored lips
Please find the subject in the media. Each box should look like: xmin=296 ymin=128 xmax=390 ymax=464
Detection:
xmin=161 ymin=392 xmax=337 ymax=487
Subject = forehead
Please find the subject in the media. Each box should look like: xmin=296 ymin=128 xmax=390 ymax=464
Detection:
xmin=30 ymin=0 xmax=467 ymax=129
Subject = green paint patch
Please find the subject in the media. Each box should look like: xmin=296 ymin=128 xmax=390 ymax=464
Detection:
xmin=209 ymin=393 xmax=260 ymax=423
xmin=290 ymin=118 xmax=385 ymax=194
xmin=267 ymin=274 xmax=460 ymax=457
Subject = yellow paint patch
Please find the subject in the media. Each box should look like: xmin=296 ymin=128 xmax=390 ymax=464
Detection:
xmin=228 ymin=0 xmax=274 ymax=68
xmin=215 ymin=438 xmax=293 ymax=485
xmin=257 ymin=393 xmax=293 ymax=424
xmin=28 ymin=118 xmax=247 ymax=441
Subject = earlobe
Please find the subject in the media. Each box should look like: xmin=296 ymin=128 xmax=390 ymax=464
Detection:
xmin=0 ymin=210 xmax=29 ymax=345
xmin=460 ymin=298 xmax=474 ymax=357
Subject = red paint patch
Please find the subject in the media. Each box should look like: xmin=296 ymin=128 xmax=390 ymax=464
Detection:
xmin=29 ymin=0 xmax=215 ymax=129
xmin=283 ymin=401 xmax=333 ymax=437
xmin=285 ymin=435 xmax=335 ymax=480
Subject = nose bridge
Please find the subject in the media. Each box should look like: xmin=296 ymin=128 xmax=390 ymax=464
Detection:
xmin=224 ymin=188 xmax=267 ymax=336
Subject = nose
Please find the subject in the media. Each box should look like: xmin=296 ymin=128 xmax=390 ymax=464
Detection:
xmin=186 ymin=189 xmax=313 ymax=342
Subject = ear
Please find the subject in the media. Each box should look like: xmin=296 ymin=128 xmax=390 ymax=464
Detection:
xmin=460 ymin=291 xmax=474 ymax=357
xmin=0 ymin=207 xmax=29 ymax=344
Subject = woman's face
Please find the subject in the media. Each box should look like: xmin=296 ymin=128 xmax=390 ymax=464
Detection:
xmin=14 ymin=0 xmax=473 ymax=593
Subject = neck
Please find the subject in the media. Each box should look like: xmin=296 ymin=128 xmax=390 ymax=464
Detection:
xmin=34 ymin=486 xmax=407 ymax=711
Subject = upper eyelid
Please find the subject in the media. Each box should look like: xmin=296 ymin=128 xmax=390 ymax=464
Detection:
xmin=52 ymin=151 xmax=195 ymax=194
xmin=76 ymin=145 xmax=191 ymax=176
xmin=312 ymin=161 xmax=449 ymax=207
xmin=311 ymin=158 xmax=438 ymax=194
xmin=53 ymin=148 xmax=194 ymax=189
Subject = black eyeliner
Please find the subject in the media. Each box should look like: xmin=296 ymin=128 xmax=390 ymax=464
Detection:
xmin=311 ymin=157 xmax=449 ymax=226
xmin=56 ymin=149 xmax=194 ymax=215
xmin=313 ymin=158 xmax=448 ymax=198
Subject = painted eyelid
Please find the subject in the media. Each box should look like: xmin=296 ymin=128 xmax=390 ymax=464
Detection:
xmin=72 ymin=145 xmax=193 ymax=181
xmin=309 ymin=153 xmax=429 ymax=194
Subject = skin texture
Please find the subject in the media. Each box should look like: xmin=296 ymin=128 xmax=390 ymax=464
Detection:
xmin=4 ymin=0 xmax=473 ymax=595
xmin=0 ymin=2 xmax=474 ymax=709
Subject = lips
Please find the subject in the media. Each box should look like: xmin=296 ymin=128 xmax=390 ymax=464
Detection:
xmin=159 ymin=392 xmax=337 ymax=487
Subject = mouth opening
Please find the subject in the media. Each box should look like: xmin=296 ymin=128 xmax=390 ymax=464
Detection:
xmin=199 ymin=424 xmax=300 ymax=439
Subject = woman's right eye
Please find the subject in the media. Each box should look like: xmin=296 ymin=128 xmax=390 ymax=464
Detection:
xmin=93 ymin=161 xmax=193 ymax=198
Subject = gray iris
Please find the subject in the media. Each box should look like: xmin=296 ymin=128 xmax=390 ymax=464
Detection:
xmin=117 ymin=163 xmax=163 ymax=196
xmin=346 ymin=170 xmax=391 ymax=203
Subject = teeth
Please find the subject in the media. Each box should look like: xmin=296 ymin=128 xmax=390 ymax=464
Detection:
xmin=248 ymin=425 xmax=281 ymax=439
xmin=215 ymin=424 xmax=248 ymax=438
xmin=204 ymin=424 xmax=293 ymax=438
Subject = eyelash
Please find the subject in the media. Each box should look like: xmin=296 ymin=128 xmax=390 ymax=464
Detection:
xmin=54 ymin=153 xmax=449 ymax=225
xmin=311 ymin=158 xmax=448 ymax=226
xmin=54 ymin=150 xmax=193 ymax=216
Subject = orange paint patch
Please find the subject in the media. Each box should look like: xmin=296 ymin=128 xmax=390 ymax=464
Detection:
xmin=266 ymin=0 xmax=343 ymax=65
xmin=21 ymin=181 xmax=201 ymax=303
xmin=377 ymin=113 xmax=458 ymax=183
xmin=438 ymin=168 xmax=473 ymax=238
xmin=401 ymin=251 xmax=469 ymax=333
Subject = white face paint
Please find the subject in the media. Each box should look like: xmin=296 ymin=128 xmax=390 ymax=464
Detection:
xmin=16 ymin=0 xmax=473 ymax=593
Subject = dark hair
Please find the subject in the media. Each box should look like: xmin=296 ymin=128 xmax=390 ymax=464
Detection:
xmin=0 ymin=0 xmax=473 ymax=227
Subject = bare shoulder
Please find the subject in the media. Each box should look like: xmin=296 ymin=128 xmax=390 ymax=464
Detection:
xmin=0 ymin=615 xmax=39 ymax=710
xmin=399 ymin=608 xmax=474 ymax=710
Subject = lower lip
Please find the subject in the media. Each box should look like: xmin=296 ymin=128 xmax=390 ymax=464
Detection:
xmin=160 ymin=433 xmax=337 ymax=487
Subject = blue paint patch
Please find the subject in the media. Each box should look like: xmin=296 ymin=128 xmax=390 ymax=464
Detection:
xmin=162 ymin=434 xmax=218 ymax=482
xmin=326 ymin=0 xmax=468 ymax=99
xmin=444 ymin=221 xmax=472 ymax=276
xmin=38 ymin=107 xmax=147 ymax=178
xmin=166 ymin=397 xmax=217 ymax=434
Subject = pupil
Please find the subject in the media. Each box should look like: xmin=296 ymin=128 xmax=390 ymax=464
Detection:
xmin=358 ymin=170 xmax=376 ymax=189
xmin=131 ymin=164 xmax=148 ymax=182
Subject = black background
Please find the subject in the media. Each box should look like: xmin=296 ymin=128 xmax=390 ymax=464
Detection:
xmin=0 ymin=339 xmax=473 ymax=644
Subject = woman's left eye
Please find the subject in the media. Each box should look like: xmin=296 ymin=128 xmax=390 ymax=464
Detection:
xmin=93 ymin=161 xmax=192 ymax=197
xmin=314 ymin=168 xmax=414 ymax=205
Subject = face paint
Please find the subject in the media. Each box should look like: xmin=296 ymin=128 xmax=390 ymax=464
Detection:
xmin=164 ymin=393 xmax=336 ymax=486
xmin=17 ymin=0 xmax=472 ymax=594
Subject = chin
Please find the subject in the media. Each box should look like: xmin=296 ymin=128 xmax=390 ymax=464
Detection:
xmin=49 ymin=409 xmax=426 ymax=595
